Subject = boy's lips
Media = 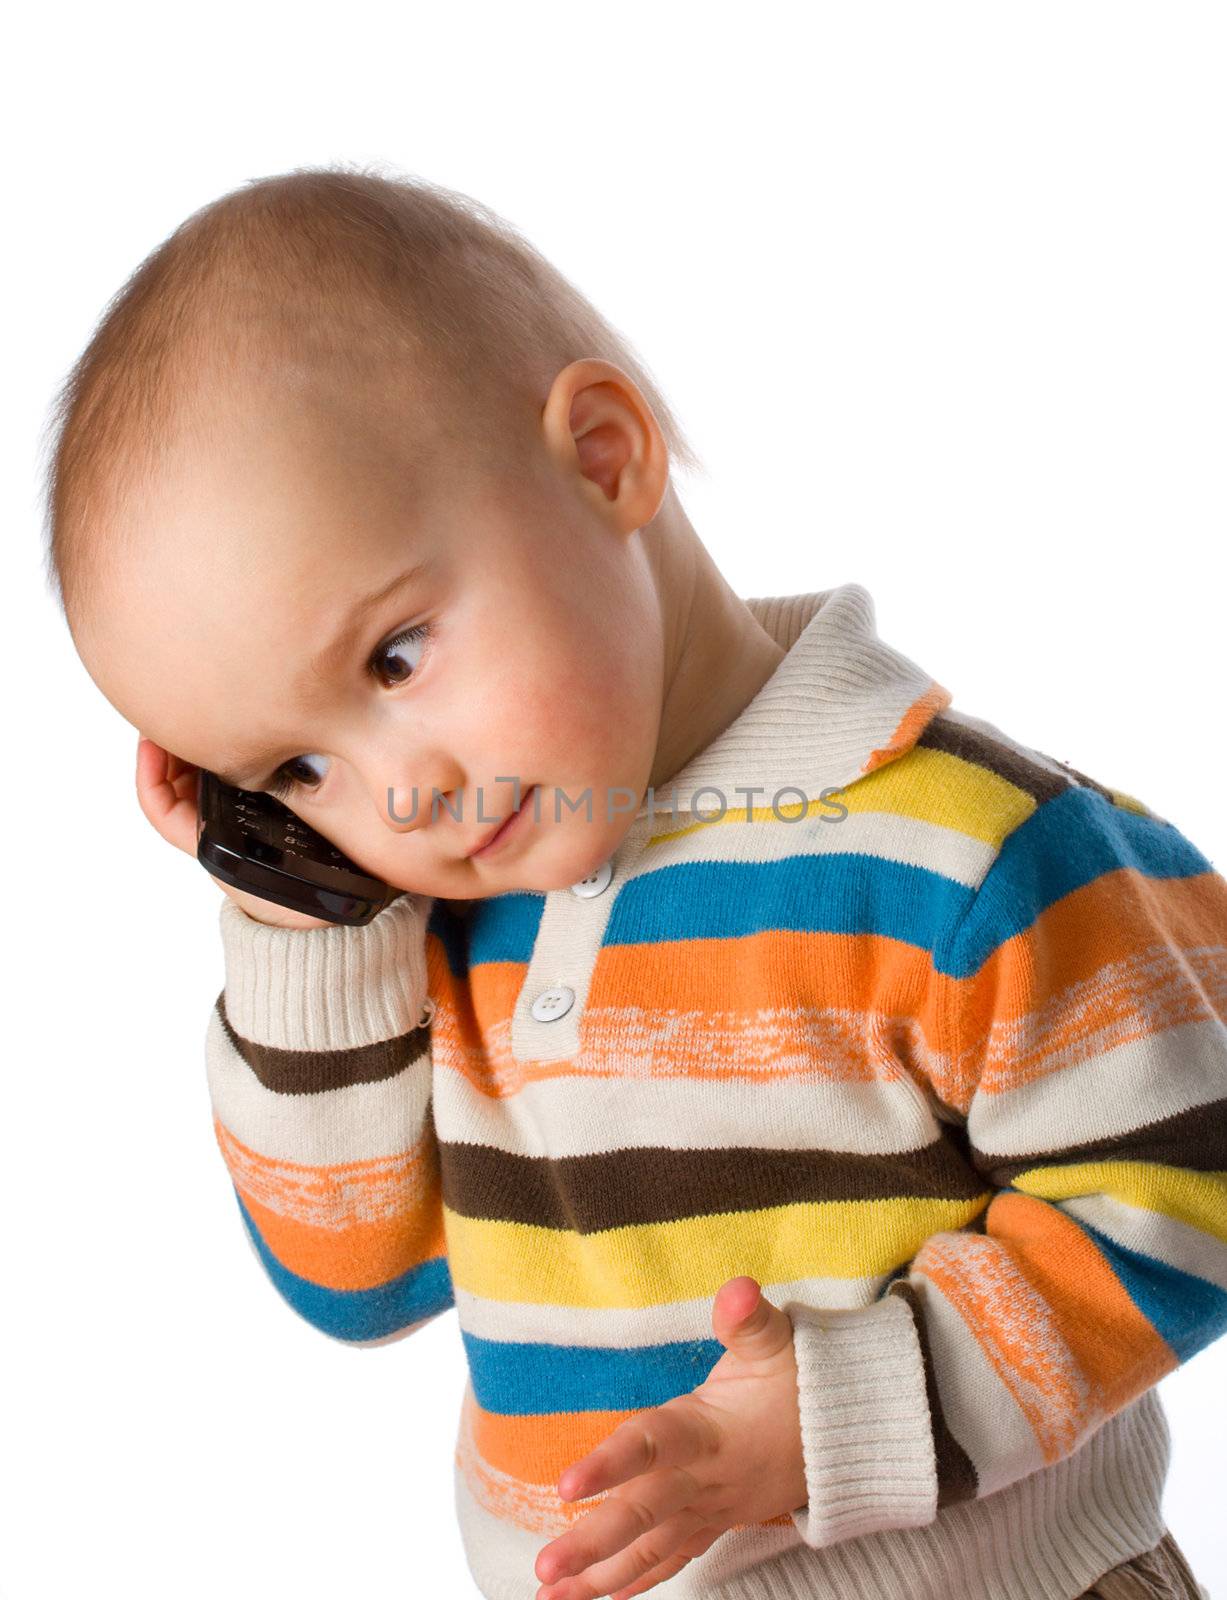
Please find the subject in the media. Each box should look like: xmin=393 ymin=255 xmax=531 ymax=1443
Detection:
xmin=466 ymin=785 xmax=537 ymax=859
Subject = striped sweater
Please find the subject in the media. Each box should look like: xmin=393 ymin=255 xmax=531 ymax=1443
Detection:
xmin=206 ymin=582 xmax=1227 ymax=1600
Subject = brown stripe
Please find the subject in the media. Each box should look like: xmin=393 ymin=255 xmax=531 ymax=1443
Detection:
xmin=215 ymin=992 xmax=431 ymax=1096
xmin=1045 ymin=756 xmax=1120 ymax=807
xmin=917 ymin=713 xmax=1071 ymax=804
xmin=439 ymin=1128 xmax=989 ymax=1232
xmin=972 ymin=1096 xmax=1227 ymax=1188
xmin=885 ymin=1276 xmax=979 ymax=1507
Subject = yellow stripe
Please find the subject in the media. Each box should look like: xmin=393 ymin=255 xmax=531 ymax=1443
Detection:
xmin=1012 ymin=1160 xmax=1227 ymax=1244
xmin=644 ymin=744 xmax=1036 ymax=852
xmin=890 ymin=743 xmax=1038 ymax=846
xmin=1109 ymin=789 xmax=1152 ymax=816
xmin=443 ymin=1193 xmax=989 ymax=1305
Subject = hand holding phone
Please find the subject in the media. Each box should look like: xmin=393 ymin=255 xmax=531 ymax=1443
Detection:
xmin=136 ymin=737 xmax=399 ymax=928
xmin=195 ymin=766 xmax=401 ymax=926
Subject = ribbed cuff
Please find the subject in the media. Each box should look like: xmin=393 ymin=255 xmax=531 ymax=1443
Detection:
xmin=783 ymin=1294 xmax=937 ymax=1549
xmin=217 ymin=891 xmax=434 ymax=1051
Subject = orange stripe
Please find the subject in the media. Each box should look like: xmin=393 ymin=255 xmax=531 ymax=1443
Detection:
xmin=989 ymin=1190 xmax=1177 ymax=1410
xmin=214 ymin=1119 xmax=447 ymax=1292
xmin=863 ymin=681 xmax=953 ymax=775
xmin=474 ymin=1396 xmax=637 ymax=1486
xmin=917 ymin=1189 xmax=1175 ymax=1461
xmin=586 ymin=927 xmax=931 ymax=1018
xmin=947 ymin=868 xmax=1227 ymax=1108
xmin=426 ymin=939 xmax=524 ymax=1096
xmin=447 ymin=930 xmax=935 ymax=1093
xmin=437 ymin=873 xmax=1227 ymax=1108
xmin=456 ymin=874 xmax=1222 ymax=1082
xmin=970 ymin=866 xmax=1226 ymax=1015
xmin=468 ymin=959 xmax=528 ymax=1030
xmin=459 ymin=1387 xmax=797 ymax=1536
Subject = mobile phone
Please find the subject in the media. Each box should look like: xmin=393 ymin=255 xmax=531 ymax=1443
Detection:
xmin=196 ymin=769 xmax=400 ymax=926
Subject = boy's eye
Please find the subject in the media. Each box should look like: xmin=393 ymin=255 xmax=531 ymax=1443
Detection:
xmin=264 ymin=620 xmax=433 ymax=802
xmin=267 ymin=754 xmax=329 ymax=802
xmin=370 ymin=620 xmax=432 ymax=688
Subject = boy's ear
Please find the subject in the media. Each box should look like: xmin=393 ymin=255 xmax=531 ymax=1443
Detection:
xmin=541 ymin=358 xmax=670 ymax=532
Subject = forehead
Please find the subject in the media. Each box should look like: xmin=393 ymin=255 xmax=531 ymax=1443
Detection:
xmin=135 ymin=357 xmax=465 ymax=592
xmin=78 ymin=387 xmax=453 ymax=766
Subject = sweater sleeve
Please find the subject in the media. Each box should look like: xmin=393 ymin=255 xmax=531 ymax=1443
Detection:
xmin=785 ymin=781 xmax=1227 ymax=1549
xmin=204 ymin=891 xmax=454 ymax=1345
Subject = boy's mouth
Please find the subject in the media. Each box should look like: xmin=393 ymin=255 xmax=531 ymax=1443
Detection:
xmin=466 ymin=785 xmax=537 ymax=859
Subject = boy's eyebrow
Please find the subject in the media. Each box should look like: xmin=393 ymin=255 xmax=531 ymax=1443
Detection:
xmin=212 ymin=555 xmax=432 ymax=790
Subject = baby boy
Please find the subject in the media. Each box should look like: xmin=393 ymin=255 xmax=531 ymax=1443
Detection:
xmin=48 ymin=166 xmax=1223 ymax=1600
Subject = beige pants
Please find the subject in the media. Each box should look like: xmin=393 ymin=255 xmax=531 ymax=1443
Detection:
xmin=1077 ymin=1530 xmax=1210 ymax=1599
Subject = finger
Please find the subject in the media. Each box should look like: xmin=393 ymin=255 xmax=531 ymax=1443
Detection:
xmin=558 ymin=1399 xmax=716 ymax=1502
xmin=165 ymin=749 xmax=200 ymax=806
xmin=173 ymin=760 xmax=201 ymax=818
xmin=611 ymin=1522 xmax=724 ymax=1600
xmin=135 ymin=738 xmax=174 ymax=822
xmin=135 ymin=737 xmax=201 ymax=857
xmin=539 ymin=1506 xmax=711 ymax=1600
xmin=135 ymin=735 xmax=161 ymax=795
xmin=536 ymin=1463 xmax=712 ymax=1590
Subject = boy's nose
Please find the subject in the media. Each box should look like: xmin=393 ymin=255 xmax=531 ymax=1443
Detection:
xmin=378 ymin=755 xmax=469 ymax=834
xmin=383 ymin=781 xmax=458 ymax=830
xmin=348 ymin=734 xmax=464 ymax=832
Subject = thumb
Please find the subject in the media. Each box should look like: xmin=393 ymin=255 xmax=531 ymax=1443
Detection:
xmin=711 ymin=1276 xmax=792 ymax=1360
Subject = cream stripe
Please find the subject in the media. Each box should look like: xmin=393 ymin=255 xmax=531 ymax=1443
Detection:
xmin=217 ymin=891 xmax=431 ymax=1051
xmin=968 ymin=1017 xmax=1227 ymax=1157
xmin=209 ymin=998 xmax=951 ymax=1167
xmin=1061 ymin=1191 xmax=1227 ymax=1293
xmin=450 ymin=1272 xmax=894 ymax=1348
xmin=453 ymin=1422 xmax=571 ymax=1561
xmin=430 ymin=1047 xmax=942 ymax=1157
xmin=205 ymin=1005 xmax=433 ymax=1165
xmin=631 ymin=793 xmax=995 ymax=889
xmin=918 ymin=1271 xmax=1049 ymax=1495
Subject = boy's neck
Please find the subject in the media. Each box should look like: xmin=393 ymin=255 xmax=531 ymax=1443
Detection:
xmin=642 ymin=488 xmax=787 ymax=798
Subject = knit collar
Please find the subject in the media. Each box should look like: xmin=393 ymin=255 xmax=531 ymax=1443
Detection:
xmin=634 ymin=582 xmax=952 ymax=821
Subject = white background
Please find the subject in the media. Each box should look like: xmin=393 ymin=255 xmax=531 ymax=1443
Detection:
xmin=2 ymin=4 xmax=1224 ymax=1597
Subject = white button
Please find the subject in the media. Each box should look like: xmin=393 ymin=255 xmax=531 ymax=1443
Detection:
xmin=530 ymin=985 xmax=575 ymax=1022
xmin=570 ymin=860 xmax=613 ymax=898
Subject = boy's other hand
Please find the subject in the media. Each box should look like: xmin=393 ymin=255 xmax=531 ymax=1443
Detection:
xmin=533 ymin=1277 xmax=809 ymax=1600
xmin=135 ymin=734 xmax=335 ymax=929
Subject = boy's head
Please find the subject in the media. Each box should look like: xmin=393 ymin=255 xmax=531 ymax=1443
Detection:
xmin=43 ymin=164 xmax=714 ymax=898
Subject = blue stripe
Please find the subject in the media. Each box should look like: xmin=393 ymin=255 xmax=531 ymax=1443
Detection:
xmin=460 ymin=1328 xmax=725 ymax=1415
xmin=235 ymin=1190 xmax=454 ymax=1343
xmin=441 ymin=789 xmax=1211 ymax=977
xmin=463 ymin=891 xmax=546 ymax=968
xmin=1074 ymin=1213 xmax=1227 ymax=1364
xmin=941 ymin=788 xmax=1212 ymax=978
xmin=602 ymin=852 xmax=972 ymax=953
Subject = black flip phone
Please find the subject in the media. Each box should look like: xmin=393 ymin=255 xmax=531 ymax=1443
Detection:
xmin=196 ymin=769 xmax=400 ymax=926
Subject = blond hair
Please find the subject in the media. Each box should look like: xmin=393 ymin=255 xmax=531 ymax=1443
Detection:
xmin=40 ymin=160 xmax=703 ymax=628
